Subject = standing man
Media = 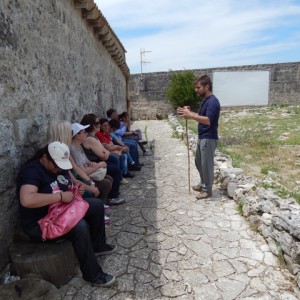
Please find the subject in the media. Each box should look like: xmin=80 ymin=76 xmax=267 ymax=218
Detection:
xmin=177 ymin=75 xmax=220 ymax=199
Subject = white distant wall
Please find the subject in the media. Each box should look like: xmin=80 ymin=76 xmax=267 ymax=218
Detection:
xmin=213 ymin=71 xmax=270 ymax=106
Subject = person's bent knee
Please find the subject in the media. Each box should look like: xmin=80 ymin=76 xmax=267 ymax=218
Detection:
xmin=85 ymin=197 xmax=104 ymax=211
xmin=67 ymin=219 xmax=90 ymax=239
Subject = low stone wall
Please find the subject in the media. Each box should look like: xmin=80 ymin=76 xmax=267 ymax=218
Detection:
xmin=169 ymin=115 xmax=300 ymax=288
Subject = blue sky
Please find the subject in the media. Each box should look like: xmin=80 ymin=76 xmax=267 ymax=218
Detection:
xmin=94 ymin=0 xmax=300 ymax=74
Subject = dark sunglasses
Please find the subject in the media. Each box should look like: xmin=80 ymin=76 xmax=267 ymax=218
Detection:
xmin=94 ymin=121 xmax=100 ymax=125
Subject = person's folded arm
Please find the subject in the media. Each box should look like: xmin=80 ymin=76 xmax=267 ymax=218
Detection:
xmin=20 ymin=185 xmax=73 ymax=208
xmin=115 ymin=124 xmax=127 ymax=136
xmin=85 ymin=138 xmax=110 ymax=161
xmin=69 ymin=155 xmax=91 ymax=182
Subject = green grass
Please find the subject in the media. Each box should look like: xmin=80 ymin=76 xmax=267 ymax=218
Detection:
xmin=178 ymin=105 xmax=300 ymax=202
xmin=237 ymin=199 xmax=244 ymax=216
xmin=261 ymin=166 xmax=279 ymax=175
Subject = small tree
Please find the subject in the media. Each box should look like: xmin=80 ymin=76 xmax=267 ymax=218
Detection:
xmin=165 ymin=70 xmax=200 ymax=109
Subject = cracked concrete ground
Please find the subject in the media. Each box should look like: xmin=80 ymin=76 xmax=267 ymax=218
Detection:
xmin=57 ymin=120 xmax=299 ymax=300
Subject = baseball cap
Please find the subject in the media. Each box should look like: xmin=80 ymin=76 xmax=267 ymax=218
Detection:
xmin=71 ymin=123 xmax=90 ymax=137
xmin=48 ymin=141 xmax=72 ymax=170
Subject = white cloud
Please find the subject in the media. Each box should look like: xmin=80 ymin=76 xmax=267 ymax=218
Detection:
xmin=94 ymin=0 xmax=300 ymax=73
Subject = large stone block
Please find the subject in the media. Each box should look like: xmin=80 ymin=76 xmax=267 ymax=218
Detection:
xmin=0 ymin=0 xmax=128 ymax=271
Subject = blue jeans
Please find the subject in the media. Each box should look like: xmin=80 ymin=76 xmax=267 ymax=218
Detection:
xmin=106 ymin=154 xmax=122 ymax=198
xmin=123 ymin=140 xmax=140 ymax=164
xmin=120 ymin=152 xmax=127 ymax=175
xmin=123 ymin=129 xmax=146 ymax=153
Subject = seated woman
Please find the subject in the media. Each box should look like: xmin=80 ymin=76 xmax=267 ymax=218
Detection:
xmin=106 ymin=109 xmax=142 ymax=166
xmin=109 ymin=119 xmax=142 ymax=172
xmin=97 ymin=118 xmax=139 ymax=176
xmin=47 ymin=120 xmax=112 ymax=219
xmin=70 ymin=123 xmax=113 ymax=224
xmin=16 ymin=141 xmax=117 ymax=287
xmin=118 ymin=111 xmax=150 ymax=156
xmin=80 ymin=114 xmax=125 ymax=206
xmin=48 ymin=121 xmax=100 ymax=197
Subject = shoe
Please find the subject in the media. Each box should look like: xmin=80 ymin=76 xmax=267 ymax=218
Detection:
xmin=128 ymin=164 xmax=141 ymax=171
xmin=91 ymin=272 xmax=116 ymax=288
xmin=196 ymin=191 xmax=212 ymax=200
xmin=192 ymin=184 xmax=203 ymax=192
xmin=123 ymin=171 xmax=135 ymax=178
xmin=138 ymin=163 xmax=144 ymax=167
xmin=104 ymin=204 xmax=111 ymax=211
xmin=95 ymin=244 xmax=118 ymax=256
xmin=143 ymin=151 xmax=152 ymax=156
xmin=120 ymin=178 xmax=128 ymax=184
xmin=104 ymin=215 xmax=111 ymax=224
xmin=138 ymin=140 xmax=148 ymax=145
xmin=109 ymin=198 xmax=125 ymax=206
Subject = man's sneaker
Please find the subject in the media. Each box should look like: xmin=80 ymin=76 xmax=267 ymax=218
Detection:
xmin=109 ymin=198 xmax=125 ymax=206
xmin=104 ymin=204 xmax=111 ymax=211
xmin=91 ymin=272 xmax=116 ymax=288
xmin=192 ymin=184 xmax=203 ymax=192
xmin=196 ymin=191 xmax=212 ymax=200
xmin=123 ymin=171 xmax=135 ymax=178
xmin=120 ymin=178 xmax=128 ymax=184
xmin=104 ymin=215 xmax=111 ymax=224
xmin=138 ymin=139 xmax=148 ymax=145
xmin=95 ymin=244 xmax=118 ymax=256
xmin=128 ymin=164 xmax=141 ymax=171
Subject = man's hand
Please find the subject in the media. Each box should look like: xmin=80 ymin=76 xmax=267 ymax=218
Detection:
xmin=177 ymin=106 xmax=192 ymax=118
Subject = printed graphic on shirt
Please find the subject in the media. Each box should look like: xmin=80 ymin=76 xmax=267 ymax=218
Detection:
xmin=57 ymin=175 xmax=69 ymax=186
xmin=50 ymin=175 xmax=70 ymax=194
xmin=50 ymin=181 xmax=61 ymax=194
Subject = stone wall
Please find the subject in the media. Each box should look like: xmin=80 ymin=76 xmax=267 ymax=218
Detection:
xmin=0 ymin=0 xmax=128 ymax=271
xmin=129 ymin=62 xmax=300 ymax=119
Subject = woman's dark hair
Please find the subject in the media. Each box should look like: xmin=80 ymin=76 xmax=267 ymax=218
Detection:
xmin=81 ymin=114 xmax=98 ymax=133
xmin=118 ymin=111 xmax=128 ymax=121
xmin=194 ymin=75 xmax=212 ymax=91
xmin=99 ymin=118 xmax=109 ymax=132
xmin=106 ymin=108 xmax=116 ymax=118
xmin=99 ymin=118 xmax=108 ymax=125
xmin=109 ymin=119 xmax=120 ymax=130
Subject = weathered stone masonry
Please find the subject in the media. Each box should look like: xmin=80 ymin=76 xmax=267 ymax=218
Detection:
xmin=0 ymin=0 xmax=129 ymax=271
xmin=129 ymin=62 xmax=300 ymax=119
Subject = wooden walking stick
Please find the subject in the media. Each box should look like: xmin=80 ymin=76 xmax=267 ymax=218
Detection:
xmin=186 ymin=118 xmax=191 ymax=194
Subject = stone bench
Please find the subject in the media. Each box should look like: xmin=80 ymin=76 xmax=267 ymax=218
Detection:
xmin=9 ymin=232 xmax=77 ymax=288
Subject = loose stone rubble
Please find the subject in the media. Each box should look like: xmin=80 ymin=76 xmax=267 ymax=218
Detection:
xmin=2 ymin=119 xmax=299 ymax=299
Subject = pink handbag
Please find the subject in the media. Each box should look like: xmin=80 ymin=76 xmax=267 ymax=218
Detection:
xmin=38 ymin=185 xmax=89 ymax=240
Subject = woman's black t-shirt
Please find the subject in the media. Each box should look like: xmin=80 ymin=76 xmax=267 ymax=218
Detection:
xmin=16 ymin=159 xmax=73 ymax=229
